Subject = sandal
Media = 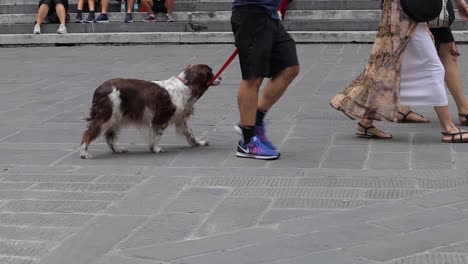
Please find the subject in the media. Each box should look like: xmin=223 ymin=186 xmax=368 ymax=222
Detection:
xmin=397 ymin=110 xmax=430 ymax=123
xmin=441 ymin=128 xmax=468 ymax=143
xmin=458 ymin=113 xmax=468 ymax=126
xmin=356 ymin=123 xmax=392 ymax=139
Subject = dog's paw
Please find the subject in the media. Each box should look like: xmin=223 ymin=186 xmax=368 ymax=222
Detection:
xmin=149 ymin=146 xmax=166 ymax=153
xmin=192 ymin=140 xmax=209 ymax=147
xmin=198 ymin=140 xmax=210 ymax=147
xmin=113 ymin=146 xmax=129 ymax=153
xmin=80 ymin=152 xmax=93 ymax=159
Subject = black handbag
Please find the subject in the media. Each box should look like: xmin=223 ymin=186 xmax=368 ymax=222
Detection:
xmin=400 ymin=0 xmax=443 ymax=22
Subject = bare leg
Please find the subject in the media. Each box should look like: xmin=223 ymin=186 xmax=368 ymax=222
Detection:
xmin=438 ymin=43 xmax=468 ymax=122
xmin=165 ymin=0 xmax=174 ymax=15
xmin=258 ymin=65 xmax=300 ymax=111
xmin=238 ymin=78 xmax=263 ymax=126
xmin=142 ymin=0 xmax=154 ymax=15
xmin=55 ymin=3 xmax=66 ymax=25
xmin=126 ymin=0 xmax=135 ymax=13
xmin=77 ymin=0 xmax=84 ymax=10
xmin=100 ymin=0 xmax=109 ymax=13
xmin=36 ymin=4 xmax=50 ymax=26
xmin=87 ymin=0 xmax=95 ymax=11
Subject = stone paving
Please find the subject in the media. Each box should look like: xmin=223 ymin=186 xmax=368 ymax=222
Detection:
xmin=0 ymin=44 xmax=467 ymax=264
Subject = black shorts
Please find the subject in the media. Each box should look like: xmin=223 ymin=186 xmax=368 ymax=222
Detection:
xmin=152 ymin=0 xmax=167 ymax=13
xmin=39 ymin=0 xmax=69 ymax=20
xmin=231 ymin=6 xmax=299 ymax=80
xmin=430 ymin=27 xmax=454 ymax=44
xmin=429 ymin=0 xmax=456 ymax=45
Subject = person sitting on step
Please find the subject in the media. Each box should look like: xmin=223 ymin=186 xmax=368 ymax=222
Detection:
xmin=141 ymin=0 xmax=175 ymax=22
xmin=33 ymin=0 xmax=69 ymax=34
xmin=95 ymin=0 xmax=136 ymax=23
xmin=75 ymin=0 xmax=96 ymax=23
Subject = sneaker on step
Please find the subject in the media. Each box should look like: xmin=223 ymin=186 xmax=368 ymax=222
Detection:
xmin=144 ymin=14 xmax=156 ymax=22
xmin=124 ymin=13 xmax=133 ymax=23
xmin=75 ymin=13 xmax=83 ymax=23
xmin=33 ymin=24 xmax=41 ymax=34
xmin=85 ymin=13 xmax=95 ymax=23
xmin=167 ymin=13 xmax=174 ymax=22
xmin=94 ymin=13 xmax=109 ymax=23
xmin=234 ymin=123 xmax=277 ymax=150
xmin=236 ymin=136 xmax=280 ymax=160
xmin=56 ymin=24 xmax=67 ymax=34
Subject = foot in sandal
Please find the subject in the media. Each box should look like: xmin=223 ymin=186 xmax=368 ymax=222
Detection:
xmin=442 ymin=127 xmax=468 ymax=143
xmin=459 ymin=113 xmax=468 ymax=126
xmin=356 ymin=122 xmax=393 ymax=139
xmin=397 ymin=109 xmax=430 ymax=123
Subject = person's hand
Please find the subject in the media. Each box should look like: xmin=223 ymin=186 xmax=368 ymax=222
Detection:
xmin=457 ymin=0 xmax=468 ymax=20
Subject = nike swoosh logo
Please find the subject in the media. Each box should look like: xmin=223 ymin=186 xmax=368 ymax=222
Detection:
xmin=239 ymin=145 xmax=249 ymax=153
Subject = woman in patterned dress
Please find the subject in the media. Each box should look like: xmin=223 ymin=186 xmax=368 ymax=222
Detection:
xmin=330 ymin=0 xmax=468 ymax=143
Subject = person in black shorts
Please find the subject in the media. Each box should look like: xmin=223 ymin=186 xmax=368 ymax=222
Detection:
xmin=401 ymin=0 xmax=468 ymax=126
xmin=141 ymin=0 xmax=175 ymax=22
xmin=231 ymin=0 xmax=300 ymax=160
xmin=33 ymin=0 xmax=69 ymax=34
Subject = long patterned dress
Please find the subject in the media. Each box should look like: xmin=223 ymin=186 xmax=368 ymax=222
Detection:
xmin=330 ymin=0 xmax=418 ymax=122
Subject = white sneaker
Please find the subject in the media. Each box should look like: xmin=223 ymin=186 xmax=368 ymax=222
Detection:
xmin=33 ymin=24 xmax=41 ymax=34
xmin=57 ymin=24 xmax=67 ymax=34
xmin=167 ymin=13 xmax=174 ymax=22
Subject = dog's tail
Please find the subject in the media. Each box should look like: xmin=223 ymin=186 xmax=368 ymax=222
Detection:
xmin=81 ymin=116 xmax=92 ymax=122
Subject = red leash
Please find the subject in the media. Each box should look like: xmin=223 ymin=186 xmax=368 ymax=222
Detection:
xmin=209 ymin=48 xmax=239 ymax=86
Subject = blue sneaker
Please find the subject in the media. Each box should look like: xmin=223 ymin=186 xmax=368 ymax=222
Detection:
xmin=234 ymin=123 xmax=277 ymax=150
xmin=94 ymin=13 xmax=109 ymax=23
xmin=236 ymin=136 xmax=280 ymax=160
xmin=255 ymin=123 xmax=277 ymax=150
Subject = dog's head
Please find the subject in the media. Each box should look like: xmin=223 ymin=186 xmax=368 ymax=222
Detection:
xmin=178 ymin=64 xmax=222 ymax=100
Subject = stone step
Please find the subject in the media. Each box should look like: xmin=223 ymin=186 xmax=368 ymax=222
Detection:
xmin=3 ymin=10 xmax=466 ymax=24
xmin=0 ymin=10 xmax=386 ymax=24
xmin=1 ymin=31 xmax=468 ymax=46
xmin=0 ymin=20 xmax=379 ymax=34
xmin=5 ymin=19 xmax=468 ymax=34
xmin=0 ymin=0 xmax=382 ymax=14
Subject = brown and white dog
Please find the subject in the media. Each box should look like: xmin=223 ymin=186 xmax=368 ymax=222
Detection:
xmin=80 ymin=64 xmax=221 ymax=159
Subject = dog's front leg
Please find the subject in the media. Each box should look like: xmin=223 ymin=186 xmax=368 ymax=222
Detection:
xmin=148 ymin=124 xmax=168 ymax=153
xmin=176 ymin=120 xmax=209 ymax=147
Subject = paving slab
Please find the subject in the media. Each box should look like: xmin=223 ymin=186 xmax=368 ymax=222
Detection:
xmin=0 ymin=44 xmax=468 ymax=264
xmin=121 ymin=227 xmax=288 ymax=262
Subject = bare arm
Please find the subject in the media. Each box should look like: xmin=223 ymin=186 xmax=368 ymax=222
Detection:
xmin=457 ymin=0 xmax=468 ymax=20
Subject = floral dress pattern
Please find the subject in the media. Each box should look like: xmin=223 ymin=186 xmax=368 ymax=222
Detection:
xmin=330 ymin=0 xmax=418 ymax=122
